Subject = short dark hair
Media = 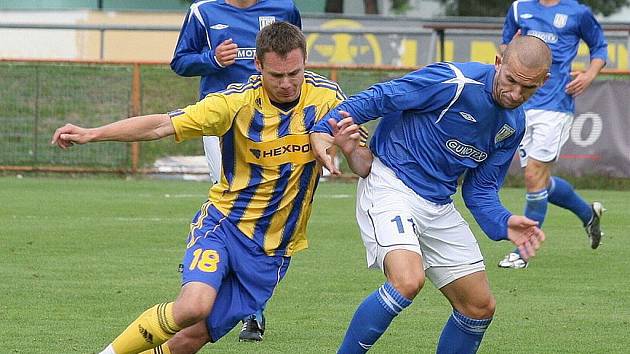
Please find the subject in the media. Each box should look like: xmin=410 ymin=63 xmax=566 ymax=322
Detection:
xmin=255 ymin=22 xmax=306 ymax=63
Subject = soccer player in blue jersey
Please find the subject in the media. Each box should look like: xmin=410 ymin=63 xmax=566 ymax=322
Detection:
xmin=170 ymin=0 xmax=301 ymax=339
xmin=52 ymin=22 xmax=366 ymax=354
xmin=310 ymin=35 xmax=550 ymax=353
xmin=498 ymin=0 xmax=607 ymax=269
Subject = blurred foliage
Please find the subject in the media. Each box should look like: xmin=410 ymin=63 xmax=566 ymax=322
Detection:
xmin=438 ymin=0 xmax=630 ymax=17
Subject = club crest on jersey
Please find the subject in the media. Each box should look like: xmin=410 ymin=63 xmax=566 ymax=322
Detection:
xmin=459 ymin=111 xmax=477 ymax=122
xmin=495 ymin=124 xmax=516 ymax=144
xmin=446 ymin=139 xmax=487 ymax=162
xmin=259 ymin=16 xmax=276 ymax=30
xmin=553 ymin=14 xmax=568 ymax=28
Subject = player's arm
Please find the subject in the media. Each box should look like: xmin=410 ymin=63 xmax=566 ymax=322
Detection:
xmin=461 ymin=133 xmax=545 ymax=260
xmin=51 ymin=114 xmax=174 ymax=149
xmin=311 ymin=114 xmax=372 ymax=177
xmin=311 ymin=64 xmax=455 ymax=136
xmin=566 ymin=8 xmax=608 ymax=96
xmin=333 ymin=116 xmax=372 ymax=177
xmin=170 ymin=7 xmax=234 ymax=77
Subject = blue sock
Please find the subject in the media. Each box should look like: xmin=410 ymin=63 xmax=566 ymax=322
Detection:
xmin=436 ymin=309 xmax=492 ymax=354
xmin=514 ymin=189 xmax=548 ymax=255
xmin=337 ymin=282 xmax=412 ymax=354
xmin=547 ymin=176 xmax=592 ymax=225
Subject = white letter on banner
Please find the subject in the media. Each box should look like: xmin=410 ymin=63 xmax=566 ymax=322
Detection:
xmin=571 ymin=112 xmax=603 ymax=147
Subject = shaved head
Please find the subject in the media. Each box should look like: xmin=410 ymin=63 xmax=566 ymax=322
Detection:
xmin=503 ymin=35 xmax=551 ymax=73
xmin=492 ymin=35 xmax=551 ymax=109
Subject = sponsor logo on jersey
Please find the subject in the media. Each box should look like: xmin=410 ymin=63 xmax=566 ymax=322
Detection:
xmin=250 ymin=144 xmax=311 ymax=159
xmin=526 ymin=30 xmax=558 ymax=44
xmin=245 ymin=134 xmax=315 ymax=166
xmin=520 ymin=13 xmax=533 ymax=19
xmin=236 ymin=47 xmax=256 ymax=60
xmin=446 ymin=139 xmax=488 ymax=162
xmin=553 ymin=13 xmax=568 ymax=28
xmin=495 ymin=124 xmax=516 ymax=144
xmin=210 ymin=24 xmax=229 ymax=30
xmin=459 ymin=111 xmax=477 ymax=122
xmin=259 ymin=16 xmax=276 ymax=30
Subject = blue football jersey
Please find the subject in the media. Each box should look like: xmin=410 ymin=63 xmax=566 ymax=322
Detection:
xmin=171 ymin=0 xmax=302 ymax=99
xmin=312 ymin=62 xmax=527 ymax=241
xmin=503 ymin=0 xmax=607 ymax=113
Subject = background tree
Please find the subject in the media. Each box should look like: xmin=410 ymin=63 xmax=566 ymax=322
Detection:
xmin=438 ymin=0 xmax=629 ymax=17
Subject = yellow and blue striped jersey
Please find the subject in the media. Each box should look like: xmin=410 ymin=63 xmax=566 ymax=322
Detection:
xmin=169 ymin=71 xmax=346 ymax=256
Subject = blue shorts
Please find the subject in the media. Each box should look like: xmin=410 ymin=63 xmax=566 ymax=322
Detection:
xmin=181 ymin=203 xmax=290 ymax=342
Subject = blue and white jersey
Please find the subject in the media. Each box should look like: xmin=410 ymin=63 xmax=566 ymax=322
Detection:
xmin=171 ymin=0 xmax=302 ymax=99
xmin=312 ymin=62 xmax=526 ymax=241
xmin=503 ymin=0 xmax=607 ymax=113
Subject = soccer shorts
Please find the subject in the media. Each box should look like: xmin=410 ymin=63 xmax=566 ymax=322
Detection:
xmin=519 ymin=109 xmax=573 ymax=167
xmin=181 ymin=203 xmax=290 ymax=342
xmin=356 ymin=158 xmax=485 ymax=289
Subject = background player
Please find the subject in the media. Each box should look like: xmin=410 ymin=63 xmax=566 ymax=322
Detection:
xmin=498 ymin=0 xmax=607 ymax=269
xmin=170 ymin=0 xmax=301 ymax=339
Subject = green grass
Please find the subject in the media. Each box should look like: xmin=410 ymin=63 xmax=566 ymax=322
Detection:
xmin=1 ymin=176 xmax=628 ymax=353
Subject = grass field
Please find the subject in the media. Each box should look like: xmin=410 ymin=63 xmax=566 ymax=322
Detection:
xmin=1 ymin=176 xmax=628 ymax=353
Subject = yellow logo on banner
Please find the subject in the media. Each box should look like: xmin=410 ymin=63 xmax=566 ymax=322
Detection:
xmin=307 ymin=19 xmax=382 ymax=64
xmin=245 ymin=134 xmax=315 ymax=166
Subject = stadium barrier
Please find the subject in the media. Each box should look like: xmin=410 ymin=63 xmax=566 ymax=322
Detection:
xmin=0 ymin=59 xmax=413 ymax=175
xmin=1 ymin=59 xmax=629 ymax=178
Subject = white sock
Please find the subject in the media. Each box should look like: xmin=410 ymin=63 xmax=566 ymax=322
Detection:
xmin=99 ymin=344 xmax=117 ymax=354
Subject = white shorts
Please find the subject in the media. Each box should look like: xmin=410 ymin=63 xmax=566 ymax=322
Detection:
xmin=519 ymin=109 xmax=573 ymax=167
xmin=356 ymin=158 xmax=485 ymax=289
xmin=203 ymin=136 xmax=222 ymax=184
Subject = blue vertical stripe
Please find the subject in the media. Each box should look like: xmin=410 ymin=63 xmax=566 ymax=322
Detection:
xmin=302 ymin=105 xmax=317 ymax=130
xmin=249 ymin=110 xmax=265 ymax=142
xmin=278 ymin=111 xmax=292 ymax=137
xmin=228 ymin=165 xmax=263 ymax=221
xmin=277 ymin=161 xmax=316 ymax=253
xmin=252 ymin=163 xmax=293 ymax=246
xmin=222 ymin=127 xmax=235 ymax=186
xmin=227 ymin=108 xmax=265 ymax=223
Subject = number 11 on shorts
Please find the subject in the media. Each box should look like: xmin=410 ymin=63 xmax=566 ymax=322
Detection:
xmin=391 ymin=215 xmax=415 ymax=234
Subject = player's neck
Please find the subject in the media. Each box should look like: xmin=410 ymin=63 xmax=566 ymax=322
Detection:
xmin=539 ymin=0 xmax=560 ymax=7
xmin=226 ymin=0 xmax=258 ymax=9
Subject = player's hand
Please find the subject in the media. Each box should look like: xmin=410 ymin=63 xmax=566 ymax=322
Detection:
xmin=309 ymin=131 xmax=340 ymax=176
xmin=215 ymin=39 xmax=238 ymax=67
xmin=51 ymin=123 xmax=92 ymax=149
xmin=566 ymin=71 xmax=595 ymax=97
xmin=506 ymin=215 xmax=545 ymax=261
xmin=331 ymin=113 xmax=361 ymax=156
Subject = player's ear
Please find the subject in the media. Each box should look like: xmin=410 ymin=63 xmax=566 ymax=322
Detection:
xmin=495 ymin=54 xmax=502 ymax=68
xmin=255 ymin=56 xmax=263 ymax=72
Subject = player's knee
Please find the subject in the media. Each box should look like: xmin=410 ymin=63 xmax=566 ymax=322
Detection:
xmin=388 ymin=270 xmax=425 ymax=299
xmin=173 ymin=287 xmax=215 ymax=326
xmin=460 ymin=294 xmax=496 ymax=319
xmin=168 ymin=330 xmax=210 ymax=354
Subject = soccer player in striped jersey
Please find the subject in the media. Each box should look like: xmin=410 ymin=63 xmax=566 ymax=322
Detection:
xmin=52 ymin=22 xmax=368 ymax=354
xmin=310 ymin=36 xmax=549 ymax=353
xmin=498 ymin=0 xmax=608 ymax=269
xmin=171 ymin=1 xmax=302 ymax=338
